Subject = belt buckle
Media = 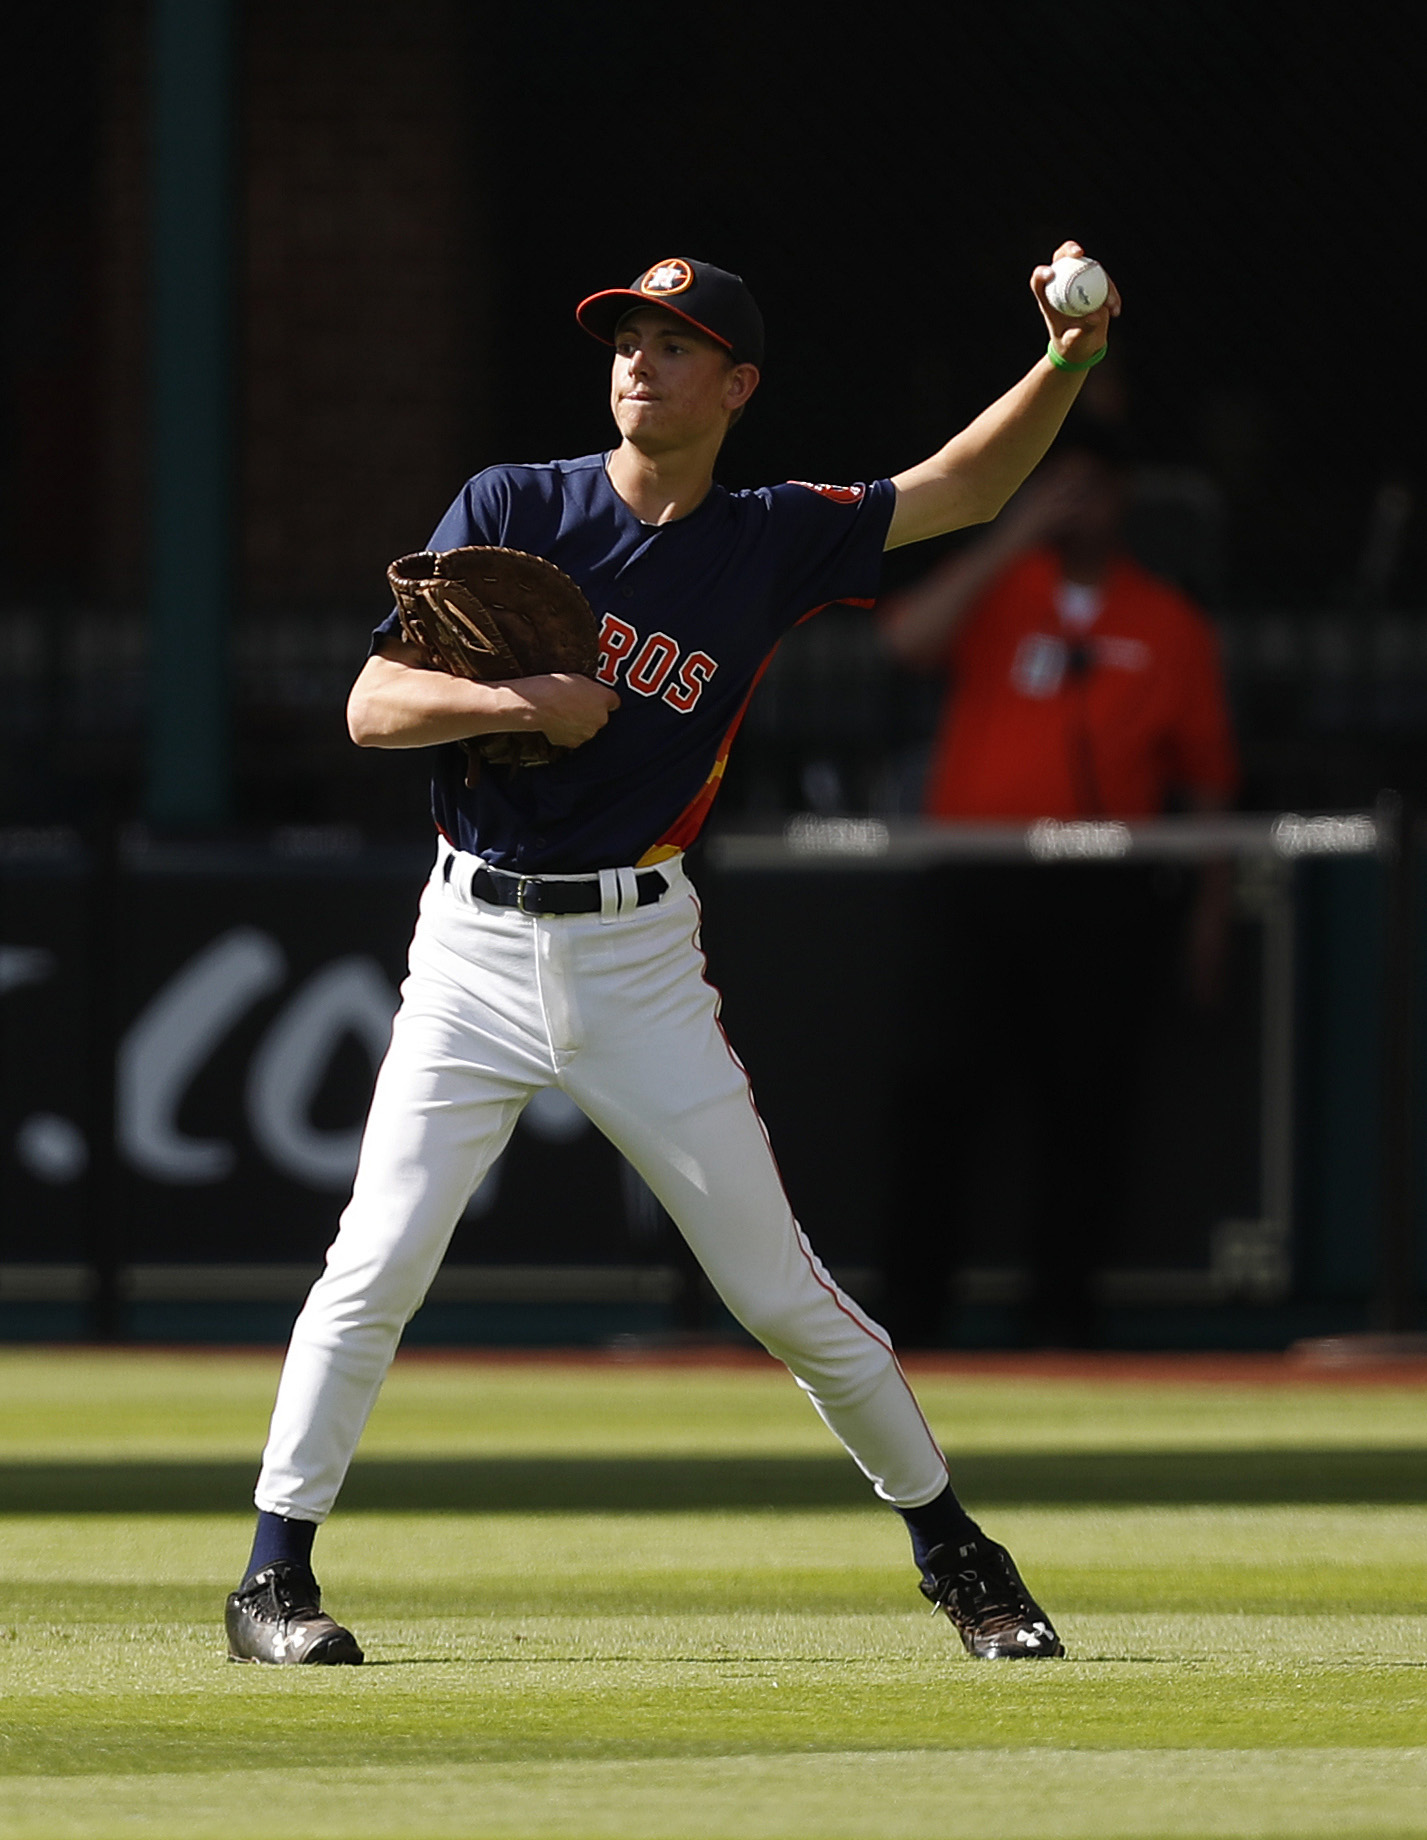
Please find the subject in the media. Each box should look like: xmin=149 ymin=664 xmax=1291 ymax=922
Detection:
xmin=515 ymin=876 xmax=538 ymax=915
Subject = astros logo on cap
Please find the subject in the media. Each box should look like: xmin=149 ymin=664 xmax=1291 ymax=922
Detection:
xmin=639 ymin=258 xmax=694 ymax=297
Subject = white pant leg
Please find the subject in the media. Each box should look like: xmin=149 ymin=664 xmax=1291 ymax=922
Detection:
xmin=256 ymin=864 xmax=554 ymax=1520
xmin=257 ymin=856 xmax=948 ymax=1522
xmin=560 ymin=869 xmax=949 ymax=1509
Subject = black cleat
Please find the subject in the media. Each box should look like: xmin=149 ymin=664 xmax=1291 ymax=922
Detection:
xmin=225 ymin=1561 xmax=364 ymax=1665
xmin=919 ymin=1537 xmax=1064 ymax=1660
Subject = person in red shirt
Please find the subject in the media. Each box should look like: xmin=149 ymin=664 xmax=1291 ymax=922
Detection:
xmin=895 ymin=432 xmax=1236 ymax=821
xmin=878 ymin=421 xmax=1237 ymax=1346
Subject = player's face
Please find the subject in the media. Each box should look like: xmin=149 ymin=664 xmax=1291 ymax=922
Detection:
xmin=610 ymin=309 xmax=757 ymax=453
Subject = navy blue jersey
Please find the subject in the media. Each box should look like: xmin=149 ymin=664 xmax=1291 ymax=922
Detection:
xmin=372 ymin=453 xmax=896 ymax=872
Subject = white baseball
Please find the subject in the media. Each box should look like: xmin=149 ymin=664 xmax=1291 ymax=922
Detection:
xmin=1046 ymin=255 xmax=1108 ymax=318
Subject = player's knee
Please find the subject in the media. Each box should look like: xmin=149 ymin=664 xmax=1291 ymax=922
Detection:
xmin=732 ymin=1289 xmax=837 ymax=1358
xmin=732 ymin=1285 xmax=893 ymax=1384
xmin=302 ymin=1247 xmax=438 ymax=1339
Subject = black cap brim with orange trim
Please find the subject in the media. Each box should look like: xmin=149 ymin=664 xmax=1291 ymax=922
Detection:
xmin=577 ymin=257 xmax=764 ymax=367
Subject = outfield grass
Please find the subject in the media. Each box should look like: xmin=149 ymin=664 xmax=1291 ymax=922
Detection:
xmin=1 ymin=1349 xmax=1425 ymax=1838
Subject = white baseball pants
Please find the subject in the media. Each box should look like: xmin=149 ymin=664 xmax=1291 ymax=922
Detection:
xmin=255 ymin=844 xmax=949 ymax=1522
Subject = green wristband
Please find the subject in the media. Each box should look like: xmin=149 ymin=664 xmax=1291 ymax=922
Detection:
xmin=1046 ymin=339 xmax=1107 ymax=373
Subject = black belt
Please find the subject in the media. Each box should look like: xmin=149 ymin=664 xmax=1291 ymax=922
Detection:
xmin=445 ymin=854 xmax=668 ymax=916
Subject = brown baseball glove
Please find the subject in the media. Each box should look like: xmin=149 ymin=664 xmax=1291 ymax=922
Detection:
xmin=386 ymin=545 xmax=600 ymax=777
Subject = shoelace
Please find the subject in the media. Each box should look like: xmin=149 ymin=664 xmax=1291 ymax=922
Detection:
xmin=251 ymin=1568 xmax=321 ymax=1619
xmin=924 ymin=1559 xmax=1028 ymax=1627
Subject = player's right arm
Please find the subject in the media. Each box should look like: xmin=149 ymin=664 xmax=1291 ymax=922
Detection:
xmin=883 ymin=242 xmax=1119 ymax=551
xmin=347 ymin=637 xmax=619 ymax=751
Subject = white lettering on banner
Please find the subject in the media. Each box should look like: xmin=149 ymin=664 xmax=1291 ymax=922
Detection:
xmin=0 ymin=946 xmax=86 ymax=1181
xmin=15 ymin=1112 xmax=88 ymax=1183
xmin=118 ymin=927 xmax=286 ymax=1182
xmin=245 ymin=957 xmax=399 ymax=1190
xmin=0 ymin=945 xmax=56 ymax=994
xmin=47 ymin=928 xmax=592 ymax=1198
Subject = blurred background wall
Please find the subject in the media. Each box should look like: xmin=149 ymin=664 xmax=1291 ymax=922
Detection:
xmin=0 ymin=0 xmax=1421 ymax=1347
xmin=1 ymin=0 xmax=1421 ymax=832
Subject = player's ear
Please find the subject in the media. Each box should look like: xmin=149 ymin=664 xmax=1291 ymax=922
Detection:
xmin=725 ymin=363 xmax=759 ymax=413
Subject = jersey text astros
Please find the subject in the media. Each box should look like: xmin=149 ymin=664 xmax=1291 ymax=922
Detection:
xmin=596 ymin=614 xmax=718 ymax=710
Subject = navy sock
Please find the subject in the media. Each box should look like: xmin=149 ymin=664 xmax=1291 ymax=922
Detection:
xmin=898 ymin=1483 xmax=983 ymax=1576
xmin=243 ymin=1511 xmax=318 ymax=1585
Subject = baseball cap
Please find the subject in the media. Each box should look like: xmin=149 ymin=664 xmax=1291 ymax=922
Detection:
xmin=576 ymin=257 xmax=765 ymax=367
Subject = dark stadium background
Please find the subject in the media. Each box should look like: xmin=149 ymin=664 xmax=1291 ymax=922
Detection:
xmin=3 ymin=0 xmax=1420 ymax=827
xmin=1 ymin=0 xmax=1421 ymax=1345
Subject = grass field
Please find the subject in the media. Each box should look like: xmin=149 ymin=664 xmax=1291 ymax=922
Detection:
xmin=2 ymin=1348 xmax=1426 ymax=1838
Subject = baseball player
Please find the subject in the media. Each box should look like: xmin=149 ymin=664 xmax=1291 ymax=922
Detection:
xmin=226 ymin=243 xmax=1118 ymax=1667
